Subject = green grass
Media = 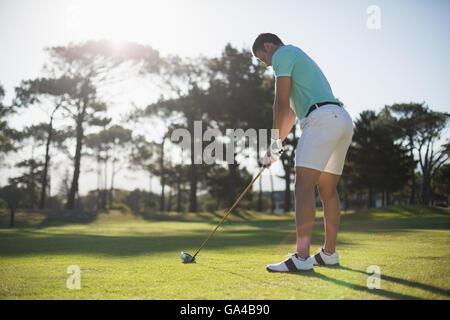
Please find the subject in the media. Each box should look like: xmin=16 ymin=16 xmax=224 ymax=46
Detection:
xmin=0 ymin=206 xmax=449 ymax=300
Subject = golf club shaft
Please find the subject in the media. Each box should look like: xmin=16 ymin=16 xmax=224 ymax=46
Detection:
xmin=193 ymin=167 xmax=265 ymax=258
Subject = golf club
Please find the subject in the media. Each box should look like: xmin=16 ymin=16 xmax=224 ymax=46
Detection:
xmin=181 ymin=167 xmax=265 ymax=263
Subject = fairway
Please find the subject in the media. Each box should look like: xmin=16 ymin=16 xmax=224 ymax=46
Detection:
xmin=0 ymin=206 xmax=449 ymax=300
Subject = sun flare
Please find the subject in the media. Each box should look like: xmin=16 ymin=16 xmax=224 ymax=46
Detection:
xmin=66 ymin=0 xmax=180 ymax=44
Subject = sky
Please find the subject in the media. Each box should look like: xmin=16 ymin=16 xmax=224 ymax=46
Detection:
xmin=1 ymin=0 xmax=449 ymax=195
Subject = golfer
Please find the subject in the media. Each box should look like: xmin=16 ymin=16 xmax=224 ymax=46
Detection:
xmin=254 ymin=33 xmax=354 ymax=272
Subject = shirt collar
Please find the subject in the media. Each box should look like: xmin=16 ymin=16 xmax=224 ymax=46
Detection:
xmin=272 ymin=44 xmax=288 ymax=61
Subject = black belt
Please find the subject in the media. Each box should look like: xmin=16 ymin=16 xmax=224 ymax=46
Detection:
xmin=305 ymin=102 xmax=341 ymax=118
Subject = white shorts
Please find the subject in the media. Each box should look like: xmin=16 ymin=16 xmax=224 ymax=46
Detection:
xmin=295 ymin=104 xmax=353 ymax=175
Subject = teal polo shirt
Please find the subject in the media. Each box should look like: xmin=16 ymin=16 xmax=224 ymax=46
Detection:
xmin=271 ymin=45 xmax=343 ymax=120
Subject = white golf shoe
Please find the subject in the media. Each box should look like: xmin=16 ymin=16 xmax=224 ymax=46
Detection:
xmin=266 ymin=253 xmax=314 ymax=272
xmin=311 ymin=248 xmax=340 ymax=266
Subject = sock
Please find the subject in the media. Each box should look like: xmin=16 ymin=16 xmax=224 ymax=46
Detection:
xmin=322 ymin=248 xmax=333 ymax=256
xmin=295 ymin=253 xmax=309 ymax=261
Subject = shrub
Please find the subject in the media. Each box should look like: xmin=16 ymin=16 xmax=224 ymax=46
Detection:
xmin=0 ymin=198 xmax=7 ymax=209
xmin=110 ymin=202 xmax=131 ymax=213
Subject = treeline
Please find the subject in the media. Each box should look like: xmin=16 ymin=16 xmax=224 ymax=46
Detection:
xmin=0 ymin=40 xmax=449 ymax=223
xmin=343 ymin=105 xmax=449 ymax=208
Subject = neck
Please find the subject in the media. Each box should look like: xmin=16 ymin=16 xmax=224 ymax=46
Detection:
xmin=273 ymin=44 xmax=284 ymax=54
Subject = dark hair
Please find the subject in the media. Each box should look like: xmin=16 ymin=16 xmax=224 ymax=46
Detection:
xmin=252 ymin=33 xmax=284 ymax=56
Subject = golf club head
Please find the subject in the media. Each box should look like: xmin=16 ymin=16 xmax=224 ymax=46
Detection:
xmin=180 ymin=251 xmax=195 ymax=263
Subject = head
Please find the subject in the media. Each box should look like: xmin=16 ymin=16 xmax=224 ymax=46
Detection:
xmin=252 ymin=33 xmax=284 ymax=67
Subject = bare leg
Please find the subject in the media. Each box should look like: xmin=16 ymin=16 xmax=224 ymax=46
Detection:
xmin=294 ymin=167 xmax=321 ymax=259
xmin=317 ymin=172 xmax=341 ymax=254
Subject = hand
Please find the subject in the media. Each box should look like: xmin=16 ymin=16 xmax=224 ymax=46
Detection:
xmin=261 ymin=139 xmax=284 ymax=168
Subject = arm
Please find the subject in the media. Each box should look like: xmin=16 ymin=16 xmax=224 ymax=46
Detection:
xmin=273 ymin=77 xmax=296 ymax=142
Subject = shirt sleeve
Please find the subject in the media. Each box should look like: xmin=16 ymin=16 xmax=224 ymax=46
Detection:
xmin=272 ymin=49 xmax=296 ymax=78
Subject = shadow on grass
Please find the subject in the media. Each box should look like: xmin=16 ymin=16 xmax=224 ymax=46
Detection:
xmin=335 ymin=265 xmax=450 ymax=298
xmin=221 ymin=214 xmax=450 ymax=235
xmin=289 ymin=270 xmax=422 ymax=300
xmin=0 ymin=210 xmax=101 ymax=229
xmin=37 ymin=212 xmax=100 ymax=228
xmin=0 ymin=208 xmax=448 ymax=258
xmin=0 ymin=224 xmax=353 ymax=257
xmin=2 ymin=205 xmax=447 ymax=232
xmin=136 ymin=209 xmax=292 ymax=225
xmin=1 ymin=207 xmax=449 ymax=300
xmin=201 ymin=263 xmax=442 ymax=300
xmin=382 ymin=205 xmax=449 ymax=216
xmin=333 ymin=207 xmax=450 ymax=233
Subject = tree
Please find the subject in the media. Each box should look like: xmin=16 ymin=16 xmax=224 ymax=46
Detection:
xmin=9 ymin=120 xmax=62 ymax=210
xmin=205 ymin=165 xmax=253 ymax=211
xmin=374 ymin=107 xmax=412 ymax=204
xmin=143 ymin=56 xmax=211 ymax=213
xmin=9 ymin=159 xmax=44 ymax=210
xmin=416 ymin=117 xmax=449 ymax=205
xmin=432 ymin=163 xmax=450 ymax=205
xmin=347 ymin=110 xmax=411 ymax=207
xmin=388 ymin=103 xmax=422 ymax=203
xmin=279 ymin=126 xmax=299 ymax=212
xmin=26 ymin=123 xmax=69 ymax=209
xmin=244 ymin=72 xmax=274 ymax=211
xmin=346 ymin=111 xmax=379 ymax=207
xmin=44 ymin=40 xmax=160 ymax=210
xmin=102 ymin=125 xmax=133 ymax=208
xmin=85 ymin=117 xmax=112 ymax=210
xmin=130 ymin=135 xmax=160 ymax=209
xmin=389 ymin=103 xmax=449 ymax=205
xmin=23 ymin=124 xmax=50 ymax=209
xmin=0 ymin=84 xmax=24 ymax=162
xmin=0 ymin=184 xmax=24 ymax=227
xmin=85 ymin=124 xmax=133 ymax=209
xmin=207 ymin=44 xmax=272 ymax=207
xmin=157 ymin=135 xmax=168 ymax=212
xmin=12 ymin=77 xmax=78 ymax=208
xmin=164 ymin=163 xmax=189 ymax=212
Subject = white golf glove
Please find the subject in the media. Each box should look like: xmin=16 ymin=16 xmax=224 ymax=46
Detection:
xmin=261 ymin=138 xmax=284 ymax=167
